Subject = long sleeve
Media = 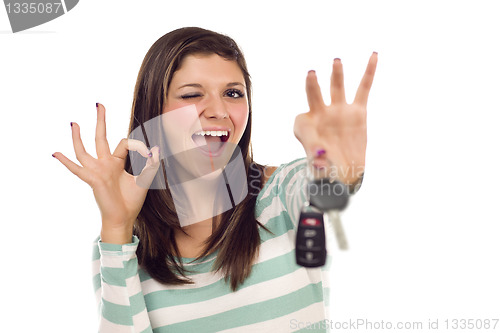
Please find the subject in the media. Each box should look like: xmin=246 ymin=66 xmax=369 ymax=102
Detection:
xmin=92 ymin=236 xmax=153 ymax=333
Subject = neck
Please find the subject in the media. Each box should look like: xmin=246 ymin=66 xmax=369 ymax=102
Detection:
xmin=174 ymin=217 xmax=215 ymax=258
xmin=169 ymin=168 xmax=226 ymax=227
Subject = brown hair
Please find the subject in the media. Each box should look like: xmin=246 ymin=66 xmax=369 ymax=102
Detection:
xmin=125 ymin=27 xmax=270 ymax=291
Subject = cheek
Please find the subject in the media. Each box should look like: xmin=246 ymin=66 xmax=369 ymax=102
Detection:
xmin=163 ymin=100 xmax=191 ymax=114
xmin=230 ymin=105 xmax=249 ymax=136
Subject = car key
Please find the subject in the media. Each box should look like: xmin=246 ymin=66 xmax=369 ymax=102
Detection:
xmin=307 ymin=177 xmax=350 ymax=250
xmin=326 ymin=210 xmax=348 ymax=250
xmin=296 ymin=160 xmax=348 ymax=267
xmin=296 ymin=205 xmax=327 ymax=267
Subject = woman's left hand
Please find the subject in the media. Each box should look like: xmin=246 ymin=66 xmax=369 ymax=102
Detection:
xmin=294 ymin=52 xmax=378 ymax=185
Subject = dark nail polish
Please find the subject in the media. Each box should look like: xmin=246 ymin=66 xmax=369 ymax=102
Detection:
xmin=148 ymin=152 xmax=153 ymax=158
xmin=316 ymin=148 xmax=326 ymax=156
xmin=52 ymin=153 xmax=56 ymax=158
xmin=70 ymin=122 xmax=73 ymax=127
xmin=96 ymin=102 xmax=99 ymax=108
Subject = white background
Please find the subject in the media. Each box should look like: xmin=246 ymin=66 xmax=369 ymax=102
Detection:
xmin=1 ymin=0 xmax=499 ymax=332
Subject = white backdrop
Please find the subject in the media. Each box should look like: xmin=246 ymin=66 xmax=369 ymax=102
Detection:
xmin=1 ymin=0 xmax=499 ymax=332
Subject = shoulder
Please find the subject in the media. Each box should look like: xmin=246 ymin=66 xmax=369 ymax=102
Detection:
xmin=254 ymin=159 xmax=308 ymax=227
xmin=259 ymin=158 xmax=308 ymax=191
xmin=262 ymin=166 xmax=278 ymax=187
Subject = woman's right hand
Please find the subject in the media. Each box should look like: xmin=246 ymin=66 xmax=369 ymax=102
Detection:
xmin=53 ymin=103 xmax=160 ymax=244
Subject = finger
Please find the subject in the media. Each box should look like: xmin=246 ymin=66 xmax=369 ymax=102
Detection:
xmin=330 ymin=58 xmax=346 ymax=105
xmin=354 ymin=52 xmax=378 ymax=106
xmin=95 ymin=103 xmax=111 ymax=157
xmin=52 ymin=152 xmax=90 ymax=183
xmin=293 ymin=114 xmax=324 ymax=158
xmin=71 ymin=122 xmax=92 ymax=165
xmin=305 ymin=70 xmax=325 ymax=112
xmin=135 ymin=146 xmax=161 ymax=189
xmin=113 ymin=138 xmax=151 ymax=160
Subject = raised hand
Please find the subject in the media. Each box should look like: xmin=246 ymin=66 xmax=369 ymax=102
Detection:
xmin=52 ymin=104 xmax=160 ymax=244
xmin=294 ymin=52 xmax=378 ymax=185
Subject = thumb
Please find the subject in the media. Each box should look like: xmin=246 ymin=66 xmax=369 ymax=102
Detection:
xmin=135 ymin=146 xmax=161 ymax=189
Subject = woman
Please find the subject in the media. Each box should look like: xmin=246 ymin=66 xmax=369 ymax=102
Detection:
xmin=53 ymin=27 xmax=377 ymax=332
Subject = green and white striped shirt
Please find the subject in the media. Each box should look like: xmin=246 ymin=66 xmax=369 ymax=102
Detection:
xmin=92 ymin=158 xmax=332 ymax=332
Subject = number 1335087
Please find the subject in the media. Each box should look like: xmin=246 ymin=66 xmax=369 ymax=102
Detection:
xmin=444 ymin=319 xmax=498 ymax=330
xmin=6 ymin=2 xmax=62 ymax=14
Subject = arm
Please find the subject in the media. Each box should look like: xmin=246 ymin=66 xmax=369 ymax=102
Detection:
xmin=92 ymin=237 xmax=153 ymax=333
xmin=53 ymin=103 xmax=161 ymax=331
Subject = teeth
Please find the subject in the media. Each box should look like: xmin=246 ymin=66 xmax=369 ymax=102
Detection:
xmin=194 ymin=130 xmax=228 ymax=137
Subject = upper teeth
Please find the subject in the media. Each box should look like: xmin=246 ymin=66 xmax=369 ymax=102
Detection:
xmin=194 ymin=130 xmax=228 ymax=137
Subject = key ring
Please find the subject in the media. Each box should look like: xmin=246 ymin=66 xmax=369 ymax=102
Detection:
xmin=305 ymin=150 xmax=341 ymax=187
xmin=306 ymin=152 xmax=363 ymax=196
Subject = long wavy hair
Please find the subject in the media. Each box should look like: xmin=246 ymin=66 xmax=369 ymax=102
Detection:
xmin=125 ymin=27 xmax=270 ymax=291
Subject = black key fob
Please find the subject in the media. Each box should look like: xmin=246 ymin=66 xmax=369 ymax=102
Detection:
xmin=296 ymin=211 xmax=327 ymax=267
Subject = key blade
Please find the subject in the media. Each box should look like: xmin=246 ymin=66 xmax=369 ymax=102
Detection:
xmin=326 ymin=210 xmax=348 ymax=250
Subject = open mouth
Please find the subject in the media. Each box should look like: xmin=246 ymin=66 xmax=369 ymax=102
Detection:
xmin=191 ymin=130 xmax=230 ymax=155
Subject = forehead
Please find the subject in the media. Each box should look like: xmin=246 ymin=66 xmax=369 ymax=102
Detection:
xmin=172 ymin=54 xmax=245 ymax=85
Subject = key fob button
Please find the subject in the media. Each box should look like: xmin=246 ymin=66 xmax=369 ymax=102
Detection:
xmin=304 ymin=229 xmax=316 ymax=238
xmin=301 ymin=217 xmax=321 ymax=226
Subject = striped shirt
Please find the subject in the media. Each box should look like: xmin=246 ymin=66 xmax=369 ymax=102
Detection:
xmin=92 ymin=158 xmax=333 ymax=332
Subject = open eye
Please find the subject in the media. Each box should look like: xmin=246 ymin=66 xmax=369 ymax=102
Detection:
xmin=225 ymin=89 xmax=245 ymax=99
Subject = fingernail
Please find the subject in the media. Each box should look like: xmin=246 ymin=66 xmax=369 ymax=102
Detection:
xmin=373 ymin=51 xmax=378 ymax=55
xmin=308 ymin=70 xmax=315 ymax=74
xmin=96 ymin=102 xmax=99 ymax=108
xmin=52 ymin=153 xmax=56 ymax=158
xmin=70 ymin=122 xmax=73 ymax=127
xmin=148 ymin=152 xmax=153 ymax=158
xmin=316 ymin=148 xmax=326 ymax=157
xmin=334 ymin=58 xmax=341 ymax=62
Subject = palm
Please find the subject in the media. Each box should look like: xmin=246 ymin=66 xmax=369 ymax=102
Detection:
xmin=294 ymin=54 xmax=378 ymax=185
xmin=53 ymin=104 xmax=160 ymax=235
xmin=88 ymin=156 xmax=146 ymax=226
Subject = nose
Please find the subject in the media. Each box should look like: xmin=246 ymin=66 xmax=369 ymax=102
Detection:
xmin=202 ymin=95 xmax=228 ymax=119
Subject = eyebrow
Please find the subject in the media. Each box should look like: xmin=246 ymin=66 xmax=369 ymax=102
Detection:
xmin=177 ymin=82 xmax=246 ymax=90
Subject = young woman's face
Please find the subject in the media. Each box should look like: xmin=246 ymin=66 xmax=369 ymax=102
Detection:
xmin=162 ymin=54 xmax=249 ymax=159
xmin=160 ymin=54 xmax=249 ymax=220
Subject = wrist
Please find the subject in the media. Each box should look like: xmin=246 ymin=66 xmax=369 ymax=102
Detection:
xmin=100 ymin=224 xmax=134 ymax=245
